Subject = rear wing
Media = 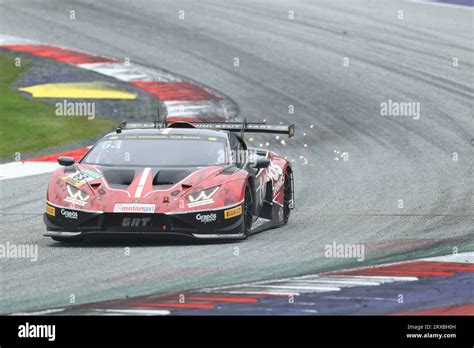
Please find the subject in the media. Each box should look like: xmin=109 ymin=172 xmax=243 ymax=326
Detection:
xmin=117 ymin=120 xmax=295 ymax=138
xmin=189 ymin=121 xmax=295 ymax=138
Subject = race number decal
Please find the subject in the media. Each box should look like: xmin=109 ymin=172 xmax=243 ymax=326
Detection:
xmin=61 ymin=169 xmax=103 ymax=188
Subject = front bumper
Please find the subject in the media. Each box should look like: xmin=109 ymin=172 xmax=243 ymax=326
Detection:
xmin=44 ymin=202 xmax=245 ymax=240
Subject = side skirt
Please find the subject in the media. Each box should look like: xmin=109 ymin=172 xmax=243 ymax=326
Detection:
xmin=250 ymin=203 xmax=285 ymax=234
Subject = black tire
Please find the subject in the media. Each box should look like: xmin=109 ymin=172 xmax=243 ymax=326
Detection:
xmin=283 ymin=171 xmax=292 ymax=224
xmin=243 ymin=184 xmax=254 ymax=236
xmin=51 ymin=236 xmax=84 ymax=243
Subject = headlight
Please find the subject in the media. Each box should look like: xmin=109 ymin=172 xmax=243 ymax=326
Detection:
xmin=186 ymin=186 xmax=220 ymax=205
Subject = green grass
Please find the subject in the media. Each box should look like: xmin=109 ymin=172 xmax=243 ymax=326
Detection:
xmin=0 ymin=53 xmax=115 ymax=158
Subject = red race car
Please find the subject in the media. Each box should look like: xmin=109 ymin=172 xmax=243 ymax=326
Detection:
xmin=44 ymin=120 xmax=295 ymax=242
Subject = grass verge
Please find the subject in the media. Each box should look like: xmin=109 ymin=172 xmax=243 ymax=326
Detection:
xmin=0 ymin=53 xmax=115 ymax=158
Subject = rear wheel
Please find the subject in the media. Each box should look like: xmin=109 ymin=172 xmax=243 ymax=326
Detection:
xmin=243 ymin=184 xmax=253 ymax=236
xmin=283 ymin=171 xmax=292 ymax=224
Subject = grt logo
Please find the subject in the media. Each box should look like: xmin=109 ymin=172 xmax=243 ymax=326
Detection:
xmin=122 ymin=217 xmax=151 ymax=227
xmin=196 ymin=213 xmax=217 ymax=223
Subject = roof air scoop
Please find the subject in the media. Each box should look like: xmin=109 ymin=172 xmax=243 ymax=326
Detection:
xmin=168 ymin=122 xmax=196 ymax=128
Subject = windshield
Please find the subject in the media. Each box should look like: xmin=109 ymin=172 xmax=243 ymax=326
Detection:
xmin=82 ymin=134 xmax=228 ymax=167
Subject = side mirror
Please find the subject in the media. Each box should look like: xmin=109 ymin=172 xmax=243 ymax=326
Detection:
xmin=252 ymin=157 xmax=270 ymax=169
xmin=58 ymin=156 xmax=75 ymax=167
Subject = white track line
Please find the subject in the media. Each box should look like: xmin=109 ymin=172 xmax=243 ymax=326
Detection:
xmin=246 ymin=284 xmax=342 ymax=292
xmin=12 ymin=308 xmax=65 ymax=315
xmin=0 ymin=34 xmax=34 ymax=45
xmin=78 ymin=62 xmax=181 ymax=82
xmin=422 ymin=252 xmax=474 ymax=263
xmin=210 ymin=290 xmax=300 ymax=296
xmin=0 ymin=161 xmax=59 ymax=180
xmin=209 ymin=274 xmax=419 ymax=297
xmin=91 ymin=309 xmax=170 ymax=315
xmin=288 ymin=279 xmax=383 ymax=286
xmin=313 ymin=275 xmax=418 ymax=282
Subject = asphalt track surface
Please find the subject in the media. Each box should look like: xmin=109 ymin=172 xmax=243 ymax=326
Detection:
xmin=0 ymin=0 xmax=473 ymax=314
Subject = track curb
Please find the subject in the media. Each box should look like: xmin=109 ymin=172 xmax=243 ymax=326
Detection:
xmin=12 ymin=252 xmax=474 ymax=316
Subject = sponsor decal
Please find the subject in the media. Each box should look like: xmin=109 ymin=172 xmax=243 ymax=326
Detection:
xmin=256 ymin=163 xmax=285 ymax=202
xmin=196 ymin=213 xmax=217 ymax=223
xmin=265 ymin=161 xmax=285 ymax=197
xmin=101 ymin=140 xmax=122 ymax=150
xmin=187 ymin=199 xmax=214 ymax=208
xmin=61 ymin=169 xmax=102 ymax=188
xmin=60 ymin=208 xmax=78 ymax=220
xmin=114 ymin=203 xmax=155 ymax=213
xmin=267 ymin=162 xmax=283 ymax=181
xmin=187 ymin=187 xmax=219 ymax=203
xmin=224 ymin=205 xmax=242 ymax=219
xmin=256 ymin=175 xmax=267 ymax=204
xmin=65 ymin=185 xmax=90 ymax=207
xmin=45 ymin=204 xmax=55 ymax=217
xmin=122 ymin=134 xmax=203 ymax=140
xmin=186 ymin=187 xmax=219 ymax=208
xmin=273 ymin=174 xmax=285 ymax=196
xmin=121 ymin=217 xmax=151 ymax=227
xmin=64 ymin=197 xmax=87 ymax=207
